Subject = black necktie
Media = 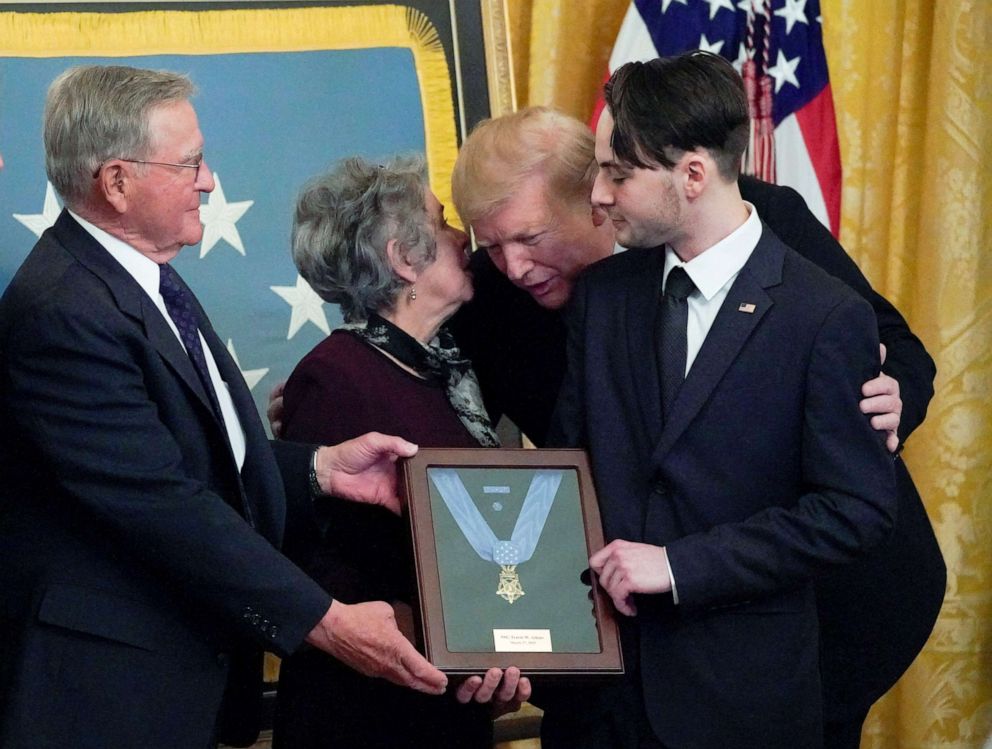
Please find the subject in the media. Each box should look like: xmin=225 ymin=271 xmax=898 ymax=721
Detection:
xmin=159 ymin=263 xmax=223 ymax=420
xmin=657 ymin=266 xmax=696 ymax=417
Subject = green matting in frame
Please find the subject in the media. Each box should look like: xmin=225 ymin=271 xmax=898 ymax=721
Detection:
xmin=401 ymin=448 xmax=624 ymax=677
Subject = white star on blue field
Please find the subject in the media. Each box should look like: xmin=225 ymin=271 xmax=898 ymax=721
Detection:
xmin=1 ymin=48 xmax=431 ymax=427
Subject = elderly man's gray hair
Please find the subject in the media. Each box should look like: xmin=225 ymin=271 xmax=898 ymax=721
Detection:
xmin=44 ymin=65 xmax=195 ymax=207
xmin=292 ymin=155 xmax=435 ymax=323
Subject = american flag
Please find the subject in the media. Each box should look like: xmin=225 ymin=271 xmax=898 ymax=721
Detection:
xmin=594 ymin=0 xmax=841 ymax=236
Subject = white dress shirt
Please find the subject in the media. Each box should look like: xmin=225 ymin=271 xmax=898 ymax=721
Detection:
xmin=664 ymin=201 xmax=762 ymax=375
xmin=69 ymin=210 xmax=247 ymax=469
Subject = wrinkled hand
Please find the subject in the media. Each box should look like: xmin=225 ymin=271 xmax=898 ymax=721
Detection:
xmin=267 ymin=380 xmax=286 ymax=438
xmin=315 ymin=433 xmax=418 ymax=515
xmin=307 ymin=600 xmax=447 ymax=695
xmin=589 ymin=540 xmax=671 ymax=617
xmin=860 ymin=343 xmax=901 ymax=453
xmin=455 ymin=666 xmax=532 ymax=718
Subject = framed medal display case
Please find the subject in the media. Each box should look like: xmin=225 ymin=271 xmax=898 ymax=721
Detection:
xmin=400 ymin=448 xmax=624 ymax=677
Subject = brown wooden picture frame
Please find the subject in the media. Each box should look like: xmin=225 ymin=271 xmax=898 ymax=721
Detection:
xmin=400 ymin=448 xmax=624 ymax=677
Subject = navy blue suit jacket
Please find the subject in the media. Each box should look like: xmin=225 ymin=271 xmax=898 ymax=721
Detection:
xmin=0 ymin=212 xmax=330 ymax=749
xmin=549 ymin=226 xmax=897 ymax=748
xmin=740 ymin=180 xmax=944 ymax=721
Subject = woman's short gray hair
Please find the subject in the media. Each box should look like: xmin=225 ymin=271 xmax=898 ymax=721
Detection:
xmin=44 ymin=65 xmax=195 ymax=208
xmin=292 ymin=155 xmax=435 ymax=323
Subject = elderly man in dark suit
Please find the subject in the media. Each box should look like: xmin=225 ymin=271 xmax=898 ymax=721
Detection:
xmin=545 ymin=50 xmax=899 ymax=747
xmin=0 ymin=64 xmax=450 ymax=749
xmin=447 ymin=104 xmax=943 ymax=746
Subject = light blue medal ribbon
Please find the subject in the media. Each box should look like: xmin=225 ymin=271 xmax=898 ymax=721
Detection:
xmin=429 ymin=469 xmax=563 ymax=603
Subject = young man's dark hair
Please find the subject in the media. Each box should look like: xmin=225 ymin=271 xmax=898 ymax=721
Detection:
xmin=604 ymin=51 xmax=750 ymax=180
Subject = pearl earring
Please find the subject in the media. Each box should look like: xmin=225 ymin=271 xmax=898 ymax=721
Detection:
xmin=409 ymin=286 xmax=417 ymax=301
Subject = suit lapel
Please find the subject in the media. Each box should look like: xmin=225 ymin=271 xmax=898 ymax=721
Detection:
xmin=201 ymin=316 xmax=267 ymax=464
xmin=202 ymin=326 xmax=253 ymax=434
xmin=142 ymin=295 xmax=220 ymax=419
xmin=650 ymin=228 xmax=785 ymax=466
xmin=624 ymin=248 xmax=666 ymax=445
xmin=52 ymin=211 xmax=223 ymax=428
xmin=202 ymin=317 xmax=293 ymax=541
xmin=201 ymin=320 xmax=262 ymax=514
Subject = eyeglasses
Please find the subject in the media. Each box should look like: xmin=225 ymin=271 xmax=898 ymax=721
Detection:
xmin=93 ymin=156 xmax=205 ymax=179
xmin=122 ymin=157 xmax=205 ymax=174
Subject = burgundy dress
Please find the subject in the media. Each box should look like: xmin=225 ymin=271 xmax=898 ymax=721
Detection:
xmin=273 ymin=331 xmax=490 ymax=749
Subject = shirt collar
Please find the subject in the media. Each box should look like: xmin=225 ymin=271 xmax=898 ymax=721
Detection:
xmin=664 ymin=201 xmax=761 ymax=300
xmin=68 ymin=209 xmax=162 ymax=302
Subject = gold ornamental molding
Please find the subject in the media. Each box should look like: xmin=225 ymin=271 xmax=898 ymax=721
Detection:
xmin=479 ymin=0 xmax=517 ymax=116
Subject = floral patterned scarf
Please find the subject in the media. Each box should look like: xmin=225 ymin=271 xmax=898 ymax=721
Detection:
xmin=341 ymin=312 xmax=501 ymax=447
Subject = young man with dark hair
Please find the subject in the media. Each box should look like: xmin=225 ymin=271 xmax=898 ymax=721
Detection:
xmin=546 ymin=51 xmax=897 ymax=748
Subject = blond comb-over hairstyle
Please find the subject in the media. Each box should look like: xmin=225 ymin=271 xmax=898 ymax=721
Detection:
xmin=451 ymin=106 xmax=597 ymax=227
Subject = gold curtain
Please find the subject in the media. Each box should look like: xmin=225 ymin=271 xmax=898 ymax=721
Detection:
xmin=504 ymin=0 xmax=992 ymax=746
xmin=505 ymin=0 xmax=628 ymax=122
xmin=823 ymin=2 xmax=992 ymax=746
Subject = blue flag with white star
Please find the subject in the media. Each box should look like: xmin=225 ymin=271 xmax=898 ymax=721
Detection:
xmin=0 ymin=4 xmax=460 ymax=425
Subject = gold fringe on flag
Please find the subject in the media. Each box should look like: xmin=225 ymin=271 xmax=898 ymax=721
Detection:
xmin=0 ymin=4 xmax=459 ymax=216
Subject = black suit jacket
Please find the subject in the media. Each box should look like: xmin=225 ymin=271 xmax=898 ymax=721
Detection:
xmin=549 ymin=227 xmax=896 ymax=747
xmin=450 ymin=177 xmax=945 ymax=721
xmin=0 ymin=212 xmax=331 ymax=749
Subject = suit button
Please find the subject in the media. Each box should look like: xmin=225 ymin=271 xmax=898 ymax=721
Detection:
xmin=652 ymin=480 xmax=667 ymax=495
xmin=268 ymin=625 xmax=279 ymax=640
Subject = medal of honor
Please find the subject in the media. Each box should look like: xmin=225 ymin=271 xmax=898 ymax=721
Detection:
xmin=497 ymin=566 xmax=525 ymax=604
xmin=430 ymin=469 xmax=563 ymax=604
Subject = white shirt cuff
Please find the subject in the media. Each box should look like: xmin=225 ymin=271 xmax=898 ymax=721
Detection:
xmin=663 ymin=546 xmax=679 ymax=605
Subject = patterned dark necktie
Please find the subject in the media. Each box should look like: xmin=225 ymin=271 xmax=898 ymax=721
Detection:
xmin=159 ymin=263 xmax=223 ymax=420
xmin=657 ymin=266 xmax=697 ymax=417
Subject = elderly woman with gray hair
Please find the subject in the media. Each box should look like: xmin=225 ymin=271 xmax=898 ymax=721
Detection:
xmin=273 ymin=156 xmax=529 ymax=749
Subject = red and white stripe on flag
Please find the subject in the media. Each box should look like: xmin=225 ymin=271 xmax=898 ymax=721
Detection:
xmin=594 ymin=0 xmax=841 ymax=237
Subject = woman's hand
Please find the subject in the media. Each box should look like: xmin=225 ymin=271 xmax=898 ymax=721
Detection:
xmin=455 ymin=666 xmax=532 ymax=717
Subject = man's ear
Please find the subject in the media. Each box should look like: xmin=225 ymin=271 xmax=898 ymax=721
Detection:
xmin=682 ymin=151 xmax=709 ymax=199
xmin=386 ymin=238 xmax=419 ymax=284
xmin=98 ymin=162 xmax=130 ymax=214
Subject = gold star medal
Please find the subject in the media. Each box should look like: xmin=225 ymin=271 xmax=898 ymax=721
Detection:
xmin=494 ymin=541 xmax=525 ymax=604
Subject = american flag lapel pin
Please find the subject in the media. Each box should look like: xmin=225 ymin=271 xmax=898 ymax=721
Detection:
xmin=738 ymin=302 xmax=757 ymax=314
